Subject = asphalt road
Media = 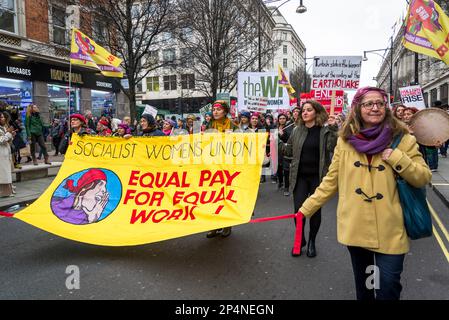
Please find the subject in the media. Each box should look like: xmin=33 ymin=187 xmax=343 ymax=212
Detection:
xmin=1 ymin=181 xmax=448 ymax=300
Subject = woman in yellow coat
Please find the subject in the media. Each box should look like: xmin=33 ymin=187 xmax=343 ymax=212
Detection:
xmin=298 ymin=86 xmax=431 ymax=300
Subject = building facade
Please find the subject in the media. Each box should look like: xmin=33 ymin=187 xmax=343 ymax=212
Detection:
xmin=136 ymin=0 xmax=302 ymax=116
xmin=0 ymin=0 xmax=125 ymax=124
xmin=268 ymin=7 xmax=306 ymax=75
xmin=376 ymin=8 xmax=449 ymax=108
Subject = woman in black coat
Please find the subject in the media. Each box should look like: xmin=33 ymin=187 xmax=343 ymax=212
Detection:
xmin=277 ymin=113 xmax=294 ymax=196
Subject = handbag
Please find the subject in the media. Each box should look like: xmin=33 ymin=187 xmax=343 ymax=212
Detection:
xmin=59 ymin=134 xmax=69 ymax=155
xmin=391 ymin=134 xmax=432 ymax=240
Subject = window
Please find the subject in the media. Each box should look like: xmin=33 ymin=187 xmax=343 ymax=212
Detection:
xmin=0 ymin=0 xmax=17 ymax=33
xmin=423 ymin=92 xmax=429 ymax=108
xmin=146 ymin=76 xmax=159 ymax=92
xmin=283 ymin=58 xmax=288 ymax=68
xmin=147 ymin=50 xmax=159 ymax=66
xmin=162 ymin=32 xmax=172 ymax=41
xmin=0 ymin=77 xmax=33 ymax=108
xmin=430 ymin=88 xmax=438 ymax=107
xmin=131 ymin=4 xmax=140 ymax=19
xmin=136 ymin=81 xmax=143 ymax=93
xmin=92 ymin=19 xmax=107 ymax=46
xmin=282 ymin=32 xmax=287 ymax=41
xmin=181 ymin=74 xmax=195 ymax=90
xmin=48 ymin=85 xmax=80 ymax=117
xmin=181 ymin=27 xmax=193 ymax=40
xmin=163 ymin=49 xmax=176 ymax=63
xmin=283 ymin=45 xmax=288 ymax=55
xmin=91 ymin=90 xmax=114 ymax=118
xmin=181 ymin=48 xmax=194 ymax=67
xmin=440 ymin=83 xmax=448 ymax=105
xmin=52 ymin=6 xmax=67 ymax=45
xmin=163 ymin=75 xmax=177 ymax=91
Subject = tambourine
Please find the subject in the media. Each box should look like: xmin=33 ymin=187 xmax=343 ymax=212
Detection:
xmin=410 ymin=108 xmax=449 ymax=146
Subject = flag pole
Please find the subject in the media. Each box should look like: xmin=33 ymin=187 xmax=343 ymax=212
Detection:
xmin=68 ymin=59 xmax=72 ymax=132
xmin=68 ymin=27 xmax=73 ymax=132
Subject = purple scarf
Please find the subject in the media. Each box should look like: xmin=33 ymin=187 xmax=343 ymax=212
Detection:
xmin=348 ymin=125 xmax=392 ymax=155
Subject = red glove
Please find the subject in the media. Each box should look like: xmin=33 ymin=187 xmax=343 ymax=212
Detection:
xmin=292 ymin=211 xmax=304 ymax=256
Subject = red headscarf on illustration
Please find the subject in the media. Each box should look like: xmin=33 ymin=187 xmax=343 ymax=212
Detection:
xmin=64 ymin=169 xmax=107 ymax=193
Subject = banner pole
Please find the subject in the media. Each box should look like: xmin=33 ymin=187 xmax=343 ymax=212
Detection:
xmin=68 ymin=61 xmax=72 ymax=131
xmin=68 ymin=28 xmax=73 ymax=132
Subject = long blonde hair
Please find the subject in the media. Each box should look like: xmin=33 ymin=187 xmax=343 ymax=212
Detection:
xmin=26 ymin=104 xmax=36 ymax=118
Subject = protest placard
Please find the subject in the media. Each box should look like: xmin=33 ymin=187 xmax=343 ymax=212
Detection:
xmin=238 ymin=71 xmax=290 ymax=111
xmin=247 ymin=96 xmax=268 ymax=113
xmin=399 ymin=85 xmax=426 ymax=110
xmin=311 ymin=56 xmax=362 ymax=91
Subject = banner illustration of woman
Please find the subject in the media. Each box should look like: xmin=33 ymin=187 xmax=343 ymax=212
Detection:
xmin=51 ymin=169 xmax=121 ymax=225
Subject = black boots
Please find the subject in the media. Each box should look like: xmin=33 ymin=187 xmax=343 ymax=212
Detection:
xmin=306 ymin=239 xmax=317 ymax=258
xmin=206 ymin=229 xmax=220 ymax=238
xmin=206 ymin=227 xmax=232 ymax=238
xmin=291 ymin=238 xmax=307 ymax=257
xmin=291 ymin=239 xmax=317 ymax=258
xmin=221 ymin=227 xmax=232 ymax=237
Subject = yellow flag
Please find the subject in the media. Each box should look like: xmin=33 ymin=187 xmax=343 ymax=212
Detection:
xmin=403 ymin=0 xmax=449 ymax=65
xmin=278 ymin=65 xmax=296 ymax=99
xmin=13 ymin=133 xmax=267 ymax=246
xmin=70 ymin=28 xmax=123 ymax=78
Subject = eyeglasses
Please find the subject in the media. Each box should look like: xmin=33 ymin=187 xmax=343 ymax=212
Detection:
xmin=360 ymin=100 xmax=386 ymax=110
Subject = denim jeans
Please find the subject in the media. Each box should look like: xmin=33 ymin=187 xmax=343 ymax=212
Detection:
xmin=426 ymin=147 xmax=438 ymax=170
xmin=347 ymin=246 xmax=405 ymax=300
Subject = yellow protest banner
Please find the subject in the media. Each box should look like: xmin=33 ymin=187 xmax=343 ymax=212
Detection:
xmin=70 ymin=28 xmax=123 ymax=78
xmin=403 ymin=0 xmax=449 ymax=65
xmin=13 ymin=133 xmax=267 ymax=246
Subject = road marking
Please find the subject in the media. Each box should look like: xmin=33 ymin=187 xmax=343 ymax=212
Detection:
xmin=428 ymin=201 xmax=449 ymax=244
xmin=432 ymin=183 xmax=449 ymax=186
xmin=432 ymin=226 xmax=449 ymax=264
xmin=427 ymin=201 xmax=449 ymax=265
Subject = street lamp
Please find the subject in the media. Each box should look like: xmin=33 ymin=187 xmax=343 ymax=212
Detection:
xmin=258 ymin=0 xmax=306 ymax=72
xmin=263 ymin=0 xmax=306 ymax=13
xmin=296 ymin=0 xmax=307 ymax=13
xmin=363 ymin=37 xmax=394 ymax=97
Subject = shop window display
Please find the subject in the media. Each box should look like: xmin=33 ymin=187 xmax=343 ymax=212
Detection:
xmin=91 ymin=90 xmax=114 ymax=118
xmin=48 ymin=84 xmax=80 ymax=121
xmin=0 ymin=77 xmax=33 ymax=121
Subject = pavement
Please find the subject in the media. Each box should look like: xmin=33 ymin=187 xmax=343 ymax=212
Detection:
xmin=0 ymin=154 xmax=64 ymax=212
xmin=430 ymin=154 xmax=449 ymax=209
xmin=1 ymin=153 xmax=449 ymax=212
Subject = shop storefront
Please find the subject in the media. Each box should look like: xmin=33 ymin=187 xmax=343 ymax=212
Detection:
xmin=0 ymin=51 xmax=121 ymax=122
xmin=0 ymin=76 xmax=33 ymax=121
